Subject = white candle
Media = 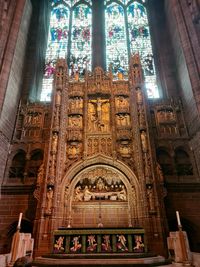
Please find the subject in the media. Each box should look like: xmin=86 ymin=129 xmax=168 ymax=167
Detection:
xmin=176 ymin=211 xmax=181 ymax=226
xmin=17 ymin=213 xmax=23 ymax=229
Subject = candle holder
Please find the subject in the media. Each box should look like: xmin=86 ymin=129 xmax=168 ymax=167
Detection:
xmin=178 ymin=224 xmax=182 ymax=231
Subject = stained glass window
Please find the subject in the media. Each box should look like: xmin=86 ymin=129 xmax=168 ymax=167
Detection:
xmin=41 ymin=0 xmax=159 ymax=101
xmin=40 ymin=0 xmax=92 ymax=101
xmin=105 ymin=3 xmax=128 ymax=74
xmin=105 ymin=0 xmax=159 ymax=98
xmin=127 ymin=2 xmax=158 ymax=98
xmin=70 ymin=4 xmax=92 ymax=75
xmin=41 ymin=3 xmax=69 ymax=101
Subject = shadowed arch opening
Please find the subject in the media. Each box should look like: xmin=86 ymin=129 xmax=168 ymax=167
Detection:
xmin=9 ymin=150 xmax=26 ymax=180
xmin=174 ymin=147 xmax=193 ymax=176
xmin=156 ymin=147 xmax=173 ymax=175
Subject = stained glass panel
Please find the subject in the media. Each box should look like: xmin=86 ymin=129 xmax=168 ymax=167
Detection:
xmin=104 ymin=0 xmax=145 ymax=6
xmin=52 ymin=0 xmax=92 ymax=7
xmin=105 ymin=3 xmax=128 ymax=74
xmin=41 ymin=3 xmax=69 ymax=101
xmin=127 ymin=2 xmax=159 ymax=98
xmin=70 ymin=4 xmax=92 ymax=75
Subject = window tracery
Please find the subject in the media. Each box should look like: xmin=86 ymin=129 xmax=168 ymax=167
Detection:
xmin=41 ymin=0 xmax=158 ymax=101
xmin=41 ymin=0 xmax=92 ymax=101
xmin=105 ymin=2 xmax=128 ymax=74
xmin=105 ymin=0 xmax=159 ymax=98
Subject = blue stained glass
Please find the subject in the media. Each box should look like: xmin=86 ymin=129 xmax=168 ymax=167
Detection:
xmin=105 ymin=3 xmax=128 ymax=74
xmin=127 ymin=2 xmax=159 ymax=98
xmin=104 ymin=0 xmax=146 ymax=6
xmin=70 ymin=4 xmax=92 ymax=75
xmin=41 ymin=3 xmax=69 ymax=101
xmin=52 ymin=0 xmax=92 ymax=7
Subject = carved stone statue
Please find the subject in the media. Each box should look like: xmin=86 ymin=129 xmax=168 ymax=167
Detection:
xmin=116 ymin=114 xmax=130 ymax=127
xmin=89 ymin=98 xmax=109 ymax=120
xmin=115 ymin=96 xmax=128 ymax=109
xmin=52 ymin=133 xmax=58 ymax=153
xmin=83 ymin=186 xmax=94 ymax=201
xmin=88 ymin=98 xmax=110 ymax=132
xmin=117 ymin=185 xmax=127 ymax=201
xmin=36 ymin=163 xmax=44 ymax=185
xmin=140 ymin=131 xmax=148 ymax=152
xmin=68 ymin=143 xmax=81 ymax=159
xmin=68 ymin=115 xmax=82 ymax=128
xmin=147 ymin=185 xmax=155 ymax=212
xmin=46 ymin=187 xmax=54 ymax=214
xmin=156 ymin=162 xmax=164 ymax=183
xmin=74 ymin=186 xmax=84 ymax=201
xmin=136 ymin=87 xmax=143 ymax=104
xmin=33 ymin=163 xmax=44 ymax=201
xmin=138 ymin=106 xmax=146 ymax=128
xmin=119 ymin=144 xmax=131 ymax=158
xmin=55 ymin=90 xmax=61 ymax=106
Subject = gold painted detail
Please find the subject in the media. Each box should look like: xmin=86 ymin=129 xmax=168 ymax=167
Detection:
xmin=73 ymin=176 xmax=127 ymax=202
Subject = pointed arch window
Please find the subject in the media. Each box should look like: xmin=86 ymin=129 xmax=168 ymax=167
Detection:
xmin=41 ymin=0 xmax=92 ymax=101
xmin=105 ymin=0 xmax=159 ymax=98
xmin=41 ymin=0 xmax=159 ymax=101
xmin=105 ymin=2 xmax=128 ymax=73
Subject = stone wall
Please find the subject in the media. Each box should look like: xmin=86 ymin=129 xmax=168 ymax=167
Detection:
xmin=0 ymin=188 xmax=36 ymax=254
xmin=0 ymin=0 xmax=32 ymax=183
xmin=165 ymin=187 xmax=200 ymax=252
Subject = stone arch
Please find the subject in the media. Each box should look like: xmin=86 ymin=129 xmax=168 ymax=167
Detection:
xmin=156 ymin=146 xmax=174 ymax=175
xmin=59 ymin=155 xmax=144 ymax=228
xmin=174 ymin=147 xmax=193 ymax=176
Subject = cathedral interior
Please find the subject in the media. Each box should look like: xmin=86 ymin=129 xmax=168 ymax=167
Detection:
xmin=0 ymin=0 xmax=200 ymax=259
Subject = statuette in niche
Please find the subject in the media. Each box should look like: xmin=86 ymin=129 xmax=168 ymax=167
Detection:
xmin=46 ymin=187 xmax=54 ymax=214
xmin=68 ymin=115 xmax=82 ymax=128
xmin=140 ymin=131 xmax=148 ymax=152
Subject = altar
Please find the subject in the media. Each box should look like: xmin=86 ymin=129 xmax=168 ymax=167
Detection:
xmin=32 ymin=228 xmax=168 ymax=266
xmin=53 ymin=228 xmax=146 ymax=254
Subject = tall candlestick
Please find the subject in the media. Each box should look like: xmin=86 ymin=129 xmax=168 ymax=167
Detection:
xmin=17 ymin=213 xmax=23 ymax=229
xmin=176 ymin=211 xmax=181 ymax=227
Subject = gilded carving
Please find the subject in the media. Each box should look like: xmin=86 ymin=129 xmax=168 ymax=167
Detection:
xmin=51 ymin=132 xmax=58 ymax=154
xmin=67 ymin=142 xmax=82 ymax=159
xmin=73 ymin=176 xmax=127 ymax=202
xmin=67 ymin=130 xmax=82 ymax=141
xmin=115 ymin=96 xmax=129 ymax=110
xmin=119 ymin=142 xmax=131 ymax=158
xmin=116 ymin=114 xmax=131 ymax=127
xmin=88 ymin=98 xmax=110 ymax=132
xmin=68 ymin=115 xmax=82 ymax=128
xmin=156 ymin=108 xmax=176 ymax=123
xmin=24 ymin=111 xmax=42 ymax=127
xmin=55 ymin=90 xmax=62 ymax=106
xmin=68 ymin=97 xmax=83 ymax=113
xmin=140 ymin=131 xmax=148 ymax=153
xmin=87 ymin=137 xmax=112 ymax=157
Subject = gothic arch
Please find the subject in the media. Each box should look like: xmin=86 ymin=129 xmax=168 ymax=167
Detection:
xmin=59 ymin=155 xmax=145 ymax=228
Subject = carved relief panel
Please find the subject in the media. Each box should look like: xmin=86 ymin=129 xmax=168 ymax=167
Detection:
xmin=87 ymin=137 xmax=112 ymax=157
xmin=87 ymin=97 xmax=110 ymax=133
xmin=15 ymin=104 xmax=49 ymax=140
xmin=154 ymin=104 xmax=180 ymax=137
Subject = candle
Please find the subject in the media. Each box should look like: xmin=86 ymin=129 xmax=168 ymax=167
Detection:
xmin=176 ymin=211 xmax=181 ymax=226
xmin=17 ymin=213 xmax=23 ymax=229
